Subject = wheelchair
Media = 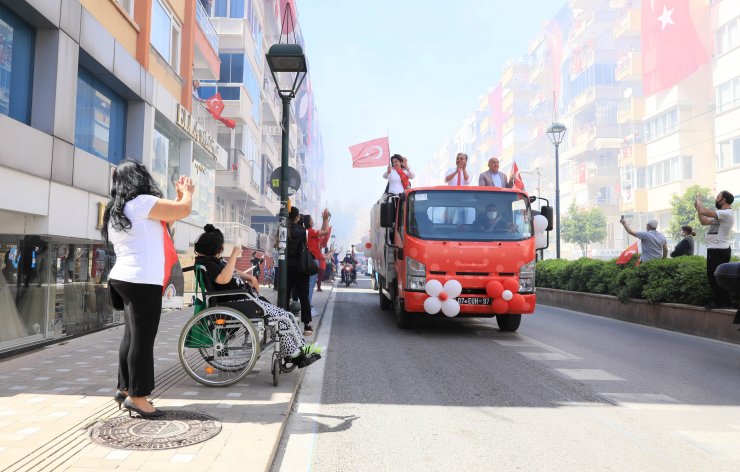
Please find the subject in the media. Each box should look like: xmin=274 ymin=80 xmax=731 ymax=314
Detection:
xmin=178 ymin=265 xmax=298 ymax=387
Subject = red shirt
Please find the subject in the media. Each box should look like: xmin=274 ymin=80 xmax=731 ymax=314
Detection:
xmin=307 ymin=229 xmax=322 ymax=260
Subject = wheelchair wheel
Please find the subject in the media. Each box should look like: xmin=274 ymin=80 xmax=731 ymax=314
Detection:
xmin=178 ymin=307 xmax=260 ymax=387
xmin=272 ymin=355 xmax=280 ymax=387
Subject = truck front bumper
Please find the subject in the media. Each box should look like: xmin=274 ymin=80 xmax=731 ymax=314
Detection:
xmin=403 ymin=291 xmax=536 ymax=316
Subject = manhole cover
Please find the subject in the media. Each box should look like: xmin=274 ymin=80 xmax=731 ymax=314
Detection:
xmin=89 ymin=410 xmax=222 ymax=450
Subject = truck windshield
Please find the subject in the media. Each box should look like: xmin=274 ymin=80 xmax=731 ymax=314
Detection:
xmin=406 ymin=190 xmax=533 ymax=241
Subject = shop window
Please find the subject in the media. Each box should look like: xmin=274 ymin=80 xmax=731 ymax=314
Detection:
xmin=151 ymin=126 xmax=181 ymax=200
xmin=151 ymin=0 xmax=181 ymax=72
xmin=74 ymin=67 xmax=127 ymax=164
xmin=0 ymin=5 xmax=35 ymax=124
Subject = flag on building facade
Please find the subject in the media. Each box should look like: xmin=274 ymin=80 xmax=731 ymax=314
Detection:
xmin=616 ymin=242 xmax=639 ymax=265
xmin=205 ymin=93 xmax=225 ymax=117
xmin=349 ymin=137 xmax=390 ymax=168
xmin=544 ymin=5 xmax=573 ymax=113
xmin=641 ymin=0 xmax=710 ymax=96
xmin=511 ymin=161 xmax=525 ymax=190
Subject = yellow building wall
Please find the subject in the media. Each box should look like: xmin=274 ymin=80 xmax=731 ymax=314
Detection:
xmin=80 ymin=0 xmax=139 ymax=58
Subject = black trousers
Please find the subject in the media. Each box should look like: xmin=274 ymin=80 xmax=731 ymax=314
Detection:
xmin=110 ymin=280 xmax=163 ymax=397
xmin=286 ymin=264 xmax=311 ymax=325
xmin=707 ymin=248 xmax=732 ymax=306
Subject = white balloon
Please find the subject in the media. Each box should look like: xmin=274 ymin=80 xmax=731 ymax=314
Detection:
xmin=444 ymin=279 xmax=463 ymax=298
xmin=424 ymin=296 xmax=442 ymax=314
xmin=425 ymin=279 xmax=444 ymax=297
xmin=441 ymin=299 xmax=461 ymax=317
xmin=533 ymin=214 xmax=548 ymax=233
xmin=535 ymin=232 xmax=548 ymax=249
xmin=502 ymin=290 xmax=513 ymax=301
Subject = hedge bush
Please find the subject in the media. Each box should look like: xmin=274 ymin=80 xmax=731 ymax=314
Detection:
xmin=536 ymin=255 xmax=713 ymax=307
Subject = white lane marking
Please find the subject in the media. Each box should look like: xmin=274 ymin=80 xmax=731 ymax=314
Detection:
xmin=519 ymin=352 xmax=579 ymax=361
xmin=493 ymin=340 xmax=534 ymax=347
xmin=556 ymin=369 xmax=625 ymax=381
xmin=598 ymin=393 xmax=691 ymax=410
xmin=277 ymin=293 xmax=336 ymax=472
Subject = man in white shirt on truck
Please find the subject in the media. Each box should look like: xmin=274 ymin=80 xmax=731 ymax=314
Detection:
xmin=696 ymin=190 xmax=736 ymax=309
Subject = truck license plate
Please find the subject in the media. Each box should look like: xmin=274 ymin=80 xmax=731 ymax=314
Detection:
xmin=456 ymin=297 xmax=492 ymax=305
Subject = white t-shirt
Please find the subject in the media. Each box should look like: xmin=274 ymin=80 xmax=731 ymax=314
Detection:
xmin=383 ymin=168 xmax=414 ymax=194
xmin=108 ymin=194 xmax=166 ymax=286
xmin=445 ymin=167 xmax=472 ymax=186
xmin=705 ymin=208 xmax=735 ymax=249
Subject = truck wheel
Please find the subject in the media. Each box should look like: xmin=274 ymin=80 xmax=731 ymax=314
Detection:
xmin=379 ymin=286 xmax=392 ymax=311
xmin=394 ymin=296 xmax=414 ymax=329
xmin=496 ymin=314 xmax=521 ymax=332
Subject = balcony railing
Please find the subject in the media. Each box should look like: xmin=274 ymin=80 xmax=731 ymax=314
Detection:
xmin=192 ymin=99 xmax=220 ymax=143
xmin=196 ymin=1 xmax=219 ymax=54
xmin=213 ymin=222 xmax=257 ymax=247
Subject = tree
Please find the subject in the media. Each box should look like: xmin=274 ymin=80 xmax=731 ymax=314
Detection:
xmin=668 ymin=185 xmax=713 ymax=241
xmin=560 ymin=202 xmax=607 ymax=257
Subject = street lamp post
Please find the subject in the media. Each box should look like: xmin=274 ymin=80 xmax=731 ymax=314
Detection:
xmin=546 ymin=122 xmax=567 ymax=259
xmin=266 ymin=43 xmax=307 ymax=309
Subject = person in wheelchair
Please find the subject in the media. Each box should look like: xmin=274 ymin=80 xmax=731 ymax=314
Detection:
xmin=193 ymin=224 xmax=323 ymax=367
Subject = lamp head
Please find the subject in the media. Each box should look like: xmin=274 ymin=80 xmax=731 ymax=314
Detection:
xmin=546 ymin=122 xmax=567 ymax=146
xmin=266 ymin=44 xmax=308 ymax=98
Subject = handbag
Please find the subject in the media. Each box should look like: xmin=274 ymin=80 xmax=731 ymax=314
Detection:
xmin=299 ymin=234 xmax=319 ymax=276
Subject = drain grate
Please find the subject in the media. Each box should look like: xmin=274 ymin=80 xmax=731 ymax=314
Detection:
xmin=89 ymin=410 xmax=222 ymax=450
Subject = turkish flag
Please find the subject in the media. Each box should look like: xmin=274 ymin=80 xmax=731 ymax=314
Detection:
xmin=511 ymin=161 xmax=525 ymax=190
xmin=319 ymin=226 xmax=332 ymax=248
xmin=616 ymin=242 xmax=639 ymax=265
xmin=349 ymin=137 xmax=390 ymax=168
xmin=642 ymin=0 xmax=709 ymax=96
xmin=217 ymin=116 xmax=236 ymax=129
xmin=205 ymin=93 xmax=225 ymax=118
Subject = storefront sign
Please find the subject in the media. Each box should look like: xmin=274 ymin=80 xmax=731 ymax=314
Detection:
xmin=176 ymin=104 xmax=218 ymax=159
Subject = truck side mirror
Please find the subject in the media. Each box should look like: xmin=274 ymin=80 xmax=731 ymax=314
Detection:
xmin=529 ymin=196 xmax=537 ymax=204
xmin=380 ymin=202 xmax=395 ymax=228
xmin=540 ymin=205 xmax=554 ymax=231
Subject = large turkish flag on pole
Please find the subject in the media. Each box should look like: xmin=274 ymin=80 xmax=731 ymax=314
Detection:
xmin=349 ymin=137 xmax=390 ymax=168
xmin=641 ymin=0 xmax=709 ymax=96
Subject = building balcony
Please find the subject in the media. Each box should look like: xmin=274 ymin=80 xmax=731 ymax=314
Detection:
xmin=613 ymin=8 xmax=640 ymax=39
xmin=219 ymin=84 xmax=254 ymax=122
xmin=214 ymin=221 xmax=257 ymax=248
xmin=618 ymin=143 xmax=647 ymax=167
xmin=193 ymin=1 xmax=220 ymax=80
xmin=528 ymin=92 xmax=548 ymax=113
xmin=216 ymin=152 xmax=260 ymax=201
xmin=190 ymin=100 xmax=229 ymax=169
xmin=620 ymin=189 xmax=649 ymax=214
xmin=617 ymin=96 xmax=645 ymax=124
xmin=565 ymin=85 xmax=623 ymax=116
xmin=210 ymin=17 xmax=259 ymax=56
xmin=261 ymin=78 xmax=281 ymax=123
xmin=615 ymin=52 xmax=642 ymax=82
xmin=529 ymin=60 xmax=548 ymax=84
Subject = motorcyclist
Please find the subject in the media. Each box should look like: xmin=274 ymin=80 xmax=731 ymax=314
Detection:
xmin=341 ymin=251 xmax=358 ymax=284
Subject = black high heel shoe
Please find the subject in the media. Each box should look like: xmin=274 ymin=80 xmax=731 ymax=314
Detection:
xmin=122 ymin=397 xmax=165 ymax=419
xmin=114 ymin=390 xmax=153 ymax=410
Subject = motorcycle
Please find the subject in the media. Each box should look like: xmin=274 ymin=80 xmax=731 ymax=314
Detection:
xmin=341 ymin=263 xmax=355 ymax=288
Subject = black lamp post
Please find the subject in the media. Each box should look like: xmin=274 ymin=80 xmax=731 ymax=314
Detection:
xmin=546 ymin=122 xmax=567 ymax=259
xmin=266 ymin=43 xmax=307 ymax=309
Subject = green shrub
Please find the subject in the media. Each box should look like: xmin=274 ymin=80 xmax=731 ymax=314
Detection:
xmin=536 ymin=255 xmax=713 ymax=307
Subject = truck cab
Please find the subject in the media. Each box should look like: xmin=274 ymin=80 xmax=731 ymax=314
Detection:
xmin=371 ymin=186 xmax=552 ymax=331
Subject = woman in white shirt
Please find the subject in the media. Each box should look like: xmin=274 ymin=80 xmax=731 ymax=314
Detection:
xmin=383 ymin=154 xmax=414 ymax=194
xmin=102 ymin=160 xmax=195 ymax=418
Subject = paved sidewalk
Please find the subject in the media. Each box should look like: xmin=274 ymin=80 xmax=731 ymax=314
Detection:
xmin=0 ymin=282 xmax=336 ymax=472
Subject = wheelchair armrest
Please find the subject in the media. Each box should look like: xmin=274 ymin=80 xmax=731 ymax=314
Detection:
xmin=182 ymin=266 xmax=195 ymax=273
xmin=204 ymin=289 xmax=254 ymax=299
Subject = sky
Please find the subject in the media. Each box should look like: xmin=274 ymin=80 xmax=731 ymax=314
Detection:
xmin=297 ymin=0 xmax=565 ymax=252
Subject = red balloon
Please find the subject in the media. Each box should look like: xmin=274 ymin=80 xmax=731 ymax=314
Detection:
xmin=438 ymin=292 xmax=449 ymax=302
xmin=492 ymin=298 xmax=508 ymax=314
xmin=509 ymin=294 xmax=526 ymax=312
xmin=486 ymin=280 xmax=504 ymax=299
xmin=365 ymin=242 xmax=372 ymax=249
xmin=503 ymin=278 xmax=520 ymax=293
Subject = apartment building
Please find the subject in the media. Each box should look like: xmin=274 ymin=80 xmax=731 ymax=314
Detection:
xmin=0 ymin=0 xmax=231 ymax=353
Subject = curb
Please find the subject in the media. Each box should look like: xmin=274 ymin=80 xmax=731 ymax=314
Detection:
xmin=264 ymin=280 xmax=337 ymax=472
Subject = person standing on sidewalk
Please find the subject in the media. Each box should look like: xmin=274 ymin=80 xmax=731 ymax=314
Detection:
xmin=670 ymin=225 xmax=696 ymax=257
xmin=696 ymin=191 xmax=736 ymax=309
xmin=619 ymin=217 xmax=668 ymax=262
xmin=286 ymin=207 xmax=314 ymax=336
xmin=102 ymin=160 xmax=195 ymax=419
xmin=306 ymin=210 xmax=331 ymax=314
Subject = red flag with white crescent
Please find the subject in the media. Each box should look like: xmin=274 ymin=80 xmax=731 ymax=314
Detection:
xmin=511 ymin=161 xmax=525 ymax=190
xmin=349 ymin=137 xmax=390 ymax=168
xmin=205 ymin=93 xmax=225 ymax=118
xmin=616 ymin=242 xmax=639 ymax=265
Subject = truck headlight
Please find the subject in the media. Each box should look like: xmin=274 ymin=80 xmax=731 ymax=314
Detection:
xmin=407 ymin=257 xmax=426 ymax=291
xmin=518 ymin=260 xmax=536 ymax=293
